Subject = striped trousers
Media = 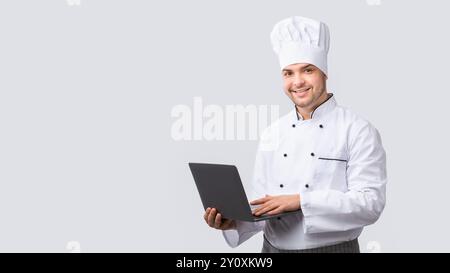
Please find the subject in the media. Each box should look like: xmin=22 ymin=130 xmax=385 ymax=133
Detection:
xmin=262 ymin=235 xmax=360 ymax=253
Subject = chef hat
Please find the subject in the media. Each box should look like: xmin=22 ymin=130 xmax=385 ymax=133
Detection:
xmin=270 ymin=16 xmax=330 ymax=76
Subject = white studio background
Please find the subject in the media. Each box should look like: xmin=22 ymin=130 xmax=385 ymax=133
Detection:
xmin=0 ymin=0 xmax=449 ymax=252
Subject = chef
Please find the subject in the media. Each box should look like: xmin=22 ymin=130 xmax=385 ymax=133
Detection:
xmin=203 ymin=16 xmax=387 ymax=253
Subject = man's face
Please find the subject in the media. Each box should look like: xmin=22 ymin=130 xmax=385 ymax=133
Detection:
xmin=282 ymin=63 xmax=327 ymax=110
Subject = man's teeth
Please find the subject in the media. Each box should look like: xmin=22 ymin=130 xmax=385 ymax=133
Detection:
xmin=293 ymin=88 xmax=310 ymax=93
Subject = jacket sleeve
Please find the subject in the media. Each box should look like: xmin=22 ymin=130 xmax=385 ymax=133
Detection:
xmin=222 ymin=220 xmax=265 ymax=248
xmin=300 ymin=122 xmax=387 ymax=234
xmin=222 ymin=135 xmax=273 ymax=247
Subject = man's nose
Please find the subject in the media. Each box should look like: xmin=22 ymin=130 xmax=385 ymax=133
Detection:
xmin=293 ymin=74 xmax=305 ymax=87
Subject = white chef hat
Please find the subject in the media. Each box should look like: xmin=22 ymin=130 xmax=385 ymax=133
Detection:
xmin=270 ymin=16 xmax=330 ymax=76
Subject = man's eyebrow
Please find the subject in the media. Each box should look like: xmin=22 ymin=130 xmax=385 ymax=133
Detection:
xmin=282 ymin=64 xmax=314 ymax=73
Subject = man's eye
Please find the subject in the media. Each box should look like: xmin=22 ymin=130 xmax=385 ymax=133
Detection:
xmin=305 ymin=69 xmax=313 ymax=73
xmin=284 ymin=72 xmax=293 ymax=77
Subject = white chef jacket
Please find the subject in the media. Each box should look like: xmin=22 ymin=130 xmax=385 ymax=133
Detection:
xmin=223 ymin=94 xmax=387 ymax=250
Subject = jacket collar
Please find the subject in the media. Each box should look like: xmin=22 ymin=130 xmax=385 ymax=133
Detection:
xmin=294 ymin=93 xmax=336 ymax=121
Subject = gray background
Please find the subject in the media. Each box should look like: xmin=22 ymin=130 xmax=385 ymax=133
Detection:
xmin=0 ymin=0 xmax=448 ymax=252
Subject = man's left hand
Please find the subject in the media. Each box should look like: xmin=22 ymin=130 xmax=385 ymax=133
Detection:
xmin=250 ymin=194 xmax=300 ymax=216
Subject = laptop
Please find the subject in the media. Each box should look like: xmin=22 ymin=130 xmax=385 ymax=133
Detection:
xmin=188 ymin=163 xmax=300 ymax=222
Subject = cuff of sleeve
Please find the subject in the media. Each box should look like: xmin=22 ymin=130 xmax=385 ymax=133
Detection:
xmin=222 ymin=229 xmax=240 ymax=248
xmin=222 ymin=220 xmax=264 ymax=248
xmin=300 ymin=190 xmax=313 ymax=234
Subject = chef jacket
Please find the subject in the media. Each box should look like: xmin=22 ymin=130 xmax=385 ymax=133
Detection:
xmin=222 ymin=94 xmax=387 ymax=250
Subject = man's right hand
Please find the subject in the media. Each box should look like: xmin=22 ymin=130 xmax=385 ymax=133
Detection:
xmin=204 ymin=207 xmax=236 ymax=230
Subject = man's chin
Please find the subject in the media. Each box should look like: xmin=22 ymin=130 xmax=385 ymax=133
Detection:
xmin=293 ymin=98 xmax=312 ymax=108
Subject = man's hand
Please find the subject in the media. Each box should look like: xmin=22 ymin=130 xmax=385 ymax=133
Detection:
xmin=251 ymin=194 xmax=300 ymax=216
xmin=204 ymin=208 xmax=236 ymax=230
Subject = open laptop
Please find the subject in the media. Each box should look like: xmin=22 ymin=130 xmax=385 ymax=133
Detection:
xmin=188 ymin=163 xmax=300 ymax=222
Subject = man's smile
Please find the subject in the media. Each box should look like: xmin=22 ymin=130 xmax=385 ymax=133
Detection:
xmin=290 ymin=87 xmax=311 ymax=93
xmin=290 ymin=87 xmax=311 ymax=97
